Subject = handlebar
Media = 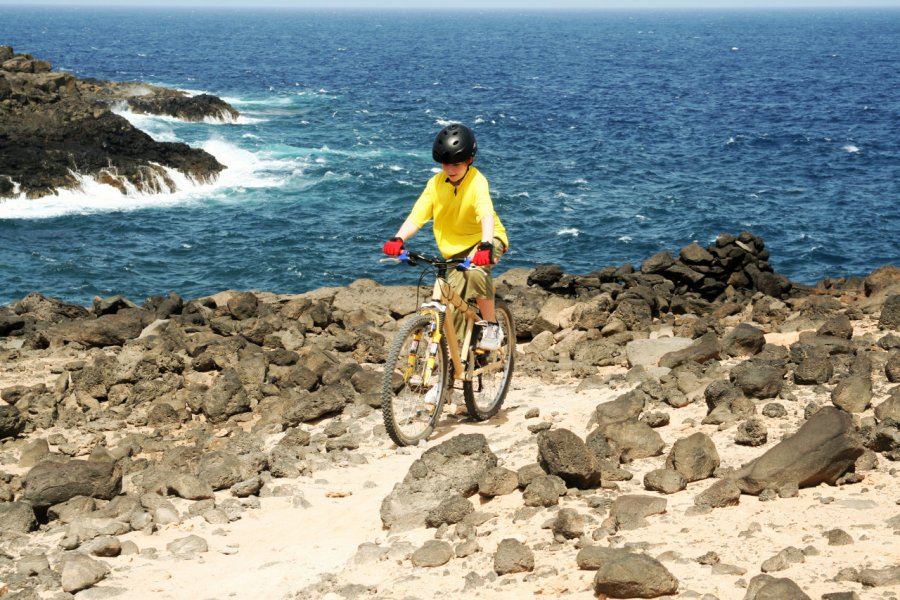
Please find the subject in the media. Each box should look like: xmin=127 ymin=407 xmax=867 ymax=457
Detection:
xmin=380 ymin=250 xmax=473 ymax=271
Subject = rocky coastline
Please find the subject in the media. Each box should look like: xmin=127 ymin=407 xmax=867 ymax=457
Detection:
xmin=1 ymin=232 xmax=899 ymax=599
xmin=0 ymin=46 xmax=237 ymax=199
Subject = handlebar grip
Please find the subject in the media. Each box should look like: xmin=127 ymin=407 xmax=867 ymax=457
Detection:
xmin=399 ymin=250 xmax=410 ymax=262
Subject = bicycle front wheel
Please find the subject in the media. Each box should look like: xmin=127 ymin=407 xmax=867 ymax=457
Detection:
xmin=464 ymin=299 xmax=515 ymax=420
xmin=381 ymin=312 xmax=449 ymax=447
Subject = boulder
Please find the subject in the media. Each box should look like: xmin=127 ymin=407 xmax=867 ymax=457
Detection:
xmin=591 ymin=389 xmax=648 ymax=430
xmin=552 ymin=507 xmax=587 ymax=539
xmin=858 ymin=565 xmax=900 ymax=587
xmin=732 ymin=407 xmax=864 ymax=495
xmin=424 ymin=494 xmax=474 ymax=528
xmin=831 ymin=375 xmax=873 ymax=413
xmin=380 ymin=433 xmax=497 ymax=530
xmin=202 ymin=368 xmax=251 ymax=423
xmin=411 ymin=540 xmax=453 ymax=568
xmin=817 ymin=314 xmax=853 ymax=339
xmin=666 ymin=432 xmax=719 ymax=482
xmin=723 ymin=323 xmax=766 ymax=357
xmin=47 ymin=311 xmax=146 ymax=347
xmin=744 ymin=574 xmax=812 ymax=599
xmin=59 ymin=553 xmax=110 ymax=593
xmin=282 ymin=386 xmax=348 ymax=424
xmin=604 ymin=420 xmax=665 ymax=462
xmin=874 ymin=393 xmax=900 ymax=422
xmin=643 ymin=468 xmax=687 ymax=494
xmin=659 ymin=332 xmax=721 ymax=369
xmin=24 ymin=460 xmax=122 ymax=508
xmin=879 ymin=295 xmax=900 ymax=330
xmin=0 ymin=501 xmax=37 ymax=533
xmin=625 ymin=337 xmax=693 ymax=368
xmin=0 ymin=403 xmax=26 ymax=439
xmin=493 ymin=538 xmax=534 ymax=575
xmin=536 ymin=428 xmax=601 ymax=489
xmin=522 ymin=474 xmax=567 ymax=507
xmin=794 ymin=353 xmax=833 ymax=385
xmin=731 ymin=361 xmax=784 ymax=399
xmin=477 ymin=466 xmax=519 ymax=497
xmin=694 ymin=478 xmax=741 ymax=508
xmin=592 ymin=551 xmax=679 ymax=598
xmin=609 ymin=494 xmax=667 ymax=530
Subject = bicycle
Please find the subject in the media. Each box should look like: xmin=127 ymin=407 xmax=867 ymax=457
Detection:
xmin=380 ymin=250 xmax=515 ymax=447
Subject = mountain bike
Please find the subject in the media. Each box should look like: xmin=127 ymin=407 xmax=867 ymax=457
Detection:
xmin=380 ymin=250 xmax=515 ymax=447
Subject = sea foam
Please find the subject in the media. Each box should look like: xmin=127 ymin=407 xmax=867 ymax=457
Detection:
xmin=0 ymin=138 xmax=290 ymax=219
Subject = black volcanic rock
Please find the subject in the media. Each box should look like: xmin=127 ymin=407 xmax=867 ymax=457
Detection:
xmin=0 ymin=45 xmax=234 ymax=199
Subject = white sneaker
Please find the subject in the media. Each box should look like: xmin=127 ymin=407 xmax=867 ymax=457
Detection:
xmin=424 ymin=386 xmax=440 ymax=405
xmin=478 ymin=321 xmax=504 ymax=351
xmin=423 ymin=385 xmax=440 ymax=416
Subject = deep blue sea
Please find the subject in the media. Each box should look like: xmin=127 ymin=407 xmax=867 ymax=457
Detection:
xmin=1 ymin=7 xmax=898 ymax=307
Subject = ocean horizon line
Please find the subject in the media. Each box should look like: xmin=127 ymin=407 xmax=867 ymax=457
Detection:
xmin=5 ymin=3 xmax=900 ymax=12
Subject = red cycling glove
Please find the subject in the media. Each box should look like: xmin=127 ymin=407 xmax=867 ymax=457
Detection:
xmin=383 ymin=237 xmax=404 ymax=256
xmin=472 ymin=242 xmax=494 ymax=266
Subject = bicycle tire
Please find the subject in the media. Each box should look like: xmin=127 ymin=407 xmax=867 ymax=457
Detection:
xmin=463 ymin=299 xmax=515 ymax=420
xmin=381 ymin=312 xmax=450 ymax=446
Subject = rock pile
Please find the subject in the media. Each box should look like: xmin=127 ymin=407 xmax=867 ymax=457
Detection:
xmin=0 ymin=45 xmax=235 ymax=199
xmin=0 ymin=233 xmax=899 ymax=599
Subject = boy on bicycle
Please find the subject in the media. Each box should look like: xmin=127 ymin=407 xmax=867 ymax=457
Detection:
xmin=383 ymin=123 xmax=508 ymax=351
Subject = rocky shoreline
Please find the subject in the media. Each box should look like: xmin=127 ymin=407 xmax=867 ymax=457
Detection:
xmin=1 ymin=232 xmax=899 ymax=599
xmin=0 ymin=46 xmax=237 ymax=199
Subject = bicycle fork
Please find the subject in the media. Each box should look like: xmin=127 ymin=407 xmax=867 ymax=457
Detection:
xmin=406 ymin=307 xmax=444 ymax=391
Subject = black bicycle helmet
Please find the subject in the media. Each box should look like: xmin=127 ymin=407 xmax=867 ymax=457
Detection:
xmin=432 ymin=123 xmax=477 ymax=164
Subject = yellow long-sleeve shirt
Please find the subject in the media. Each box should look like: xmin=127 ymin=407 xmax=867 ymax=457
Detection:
xmin=407 ymin=166 xmax=508 ymax=259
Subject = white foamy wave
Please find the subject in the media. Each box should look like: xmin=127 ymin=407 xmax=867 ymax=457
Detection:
xmin=842 ymin=144 xmax=860 ymax=153
xmin=223 ymin=95 xmax=296 ymax=107
xmin=619 ymin=236 xmax=633 ymax=242
xmin=0 ymin=140 xmax=292 ymax=219
xmin=202 ymin=113 xmax=266 ymax=125
xmin=113 ymin=103 xmax=256 ymax=130
xmin=201 ymin=139 xmax=301 ymax=188
xmin=0 ymin=167 xmax=205 ymax=219
xmin=511 ymin=191 xmax=530 ymax=198
xmin=557 ymin=228 xmax=580 ymax=236
xmin=112 ymin=105 xmax=181 ymax=142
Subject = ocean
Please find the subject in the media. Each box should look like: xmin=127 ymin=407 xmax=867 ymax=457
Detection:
xmin=1 ymin=7 xmax=898 ymax=307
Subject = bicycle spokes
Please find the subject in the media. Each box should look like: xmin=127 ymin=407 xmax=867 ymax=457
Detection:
xmin=382 ymin=313 xmax=449 ymax=447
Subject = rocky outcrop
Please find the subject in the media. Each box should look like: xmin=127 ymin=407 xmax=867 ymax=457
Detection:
xmin=0 ymin=234 xmax=898 ymax=598
xmin=0 ymin=45 xmax=234 ymax=199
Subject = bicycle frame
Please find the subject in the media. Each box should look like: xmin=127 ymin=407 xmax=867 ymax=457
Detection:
xmin=394 ymin=251 xmax=504 ymax=383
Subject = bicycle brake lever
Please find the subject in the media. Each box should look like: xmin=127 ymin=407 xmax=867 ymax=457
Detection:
xmin=456 ymin=257 xmax=473 ymax=271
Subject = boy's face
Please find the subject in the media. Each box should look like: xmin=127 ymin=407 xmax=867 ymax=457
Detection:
xmin=441 ymin=158 xmax=472 ymax=184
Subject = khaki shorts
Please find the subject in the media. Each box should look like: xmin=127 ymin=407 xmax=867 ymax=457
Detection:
xmin=446 ymin=236 xmax=506 ymax=302
xmin=446 ymin=237 xmax=506 ymax=340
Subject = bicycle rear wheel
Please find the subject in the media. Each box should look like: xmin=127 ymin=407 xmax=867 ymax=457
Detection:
xmin=463 ymin=299 xmax=515 ymax=420
xmin=381 ymin=312 xmax=449 ymax=446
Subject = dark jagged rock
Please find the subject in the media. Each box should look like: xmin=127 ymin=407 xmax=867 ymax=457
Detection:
xmin=536 ymin=428 xmax=601 ymax=489
xmin=732 ymin=407 xmax=864 ymax=495
xmin=0 ymin=45 xmax=233 ymax=199
xmin=127 ymin=93 xmax=238 ymax=122
xmin=23 ymin=459 xmax=122 ymax=508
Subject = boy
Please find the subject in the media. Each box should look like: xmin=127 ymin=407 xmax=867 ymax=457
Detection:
xmin=383 ymin=123 xmax=508 ymax=351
